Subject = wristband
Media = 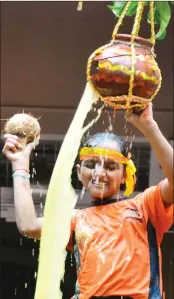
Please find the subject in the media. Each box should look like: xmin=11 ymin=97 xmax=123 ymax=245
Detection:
xmin=12 ymin=173 xmax=30 ymax=179
xmin=13 ymin=169 xmax=30 ymax=173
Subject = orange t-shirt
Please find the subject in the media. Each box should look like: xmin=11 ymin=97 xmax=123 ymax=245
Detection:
xmin=67 ymin=182 xmax=173 ymax=299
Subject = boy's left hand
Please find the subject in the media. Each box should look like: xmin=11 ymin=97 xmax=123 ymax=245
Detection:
xmin=125 ymin=103 xmax=156 ymax=133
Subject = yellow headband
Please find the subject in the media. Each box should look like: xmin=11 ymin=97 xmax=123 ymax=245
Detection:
xmin=80 ymin=147 xmax=136 ymax=197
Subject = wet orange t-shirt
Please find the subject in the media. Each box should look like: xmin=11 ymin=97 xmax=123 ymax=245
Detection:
xmin=67 ymin=182 xmax=173 ymax=299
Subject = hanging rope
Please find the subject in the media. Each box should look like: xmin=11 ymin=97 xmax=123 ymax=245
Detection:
xmin=128 ymin=2 xmax=145 ymax=99
xmin=77 ymin=1 xmax=83 ymax=11
xmin=148 ymin=1 xmax=162 ymax=102
xmin=112 ymin=1 xmax=132 ymax=39
xmin=149 ymin=1 xmax=155 ymax=45
xmin=86 ymin=1 xmax=161 ymax=110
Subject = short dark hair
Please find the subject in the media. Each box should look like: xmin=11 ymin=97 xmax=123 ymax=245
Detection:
xmin=82 ymin=132 xmax=129 ymax=157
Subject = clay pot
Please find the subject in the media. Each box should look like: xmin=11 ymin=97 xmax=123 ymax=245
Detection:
xmin=90 ymin=34 xmax=161 ymax=108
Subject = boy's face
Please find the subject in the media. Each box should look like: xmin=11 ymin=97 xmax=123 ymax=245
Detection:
xmin=77 ymin=140 xmax=126 ymax=199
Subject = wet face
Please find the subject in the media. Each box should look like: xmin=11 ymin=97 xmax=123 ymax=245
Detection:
xmin=77 ymin=140 xmax=126 ymax=200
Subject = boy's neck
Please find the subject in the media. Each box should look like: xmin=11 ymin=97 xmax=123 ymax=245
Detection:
xmin=91 ymin=196 xmax=128 ymax=206
xmin=91 ymin=197 xmax=118 ymax=206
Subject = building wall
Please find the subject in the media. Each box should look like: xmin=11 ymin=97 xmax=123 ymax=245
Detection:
xmin=149 ymin=140 xmax=174 ymax=186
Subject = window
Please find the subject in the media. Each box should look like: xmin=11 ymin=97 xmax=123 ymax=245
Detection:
xmin=131 ymin=142 xmax=150 ymax=192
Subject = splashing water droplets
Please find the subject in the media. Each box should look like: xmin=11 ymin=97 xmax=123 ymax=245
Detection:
xmin=124 ymin=120 xmax=128 ymax=136
xmin=93 ymin=162 xmax=100 ymax=185
xmin=83 ymin=104 xmax=104 ymax=142
xmin=31 ymin=167 xmax=36 ymax=179
xmin=40 ymin=188 xmax=43 ymax=198
xmin=113 ymin=109 xmax=116 ymax=120
xmin=129 ymin=133 xmax=135 ymax=150
xmin=116 ymin=192 xmax=120 ymax=202
xmin=125 ymin=256 xmax=131 ymax=262
xmin=80 ymin=186 xmax=86 ymax=200
xmin=40 ymin=202 xmax=43 ymax=210
xmin=108 ymin=113 xmax=113 ymax=132
xmin=101 ymin=158 xmax=104 ymax=169
xmin=100 ymin=183 xmax=105 ymax=200
xmin=124 ymin=118 xmax=132 ymax=148
xmin=86 ymin=130 xmax=90 ymax=139
xmin=95 ymin=176 xmax=99 ymax=184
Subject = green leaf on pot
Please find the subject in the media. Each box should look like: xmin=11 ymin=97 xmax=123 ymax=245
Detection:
xmin=109 ymin=1 xmax=149 ymax=18
xmin=156 ymin=29 xmax=166 ymax=40
xmin=108 ymin=1 xmax=173 ymax=40
xmin=147 ymin=7 xmax=160 ymax=25
xmin=108 ymin=1 xmax=127 ymax=18
xmin=155 ymin=1 xmax=171 ymax=40
xmin=108 ymin=1 xmax=139 ymax=18
xmin=126 ymin=2 xmax=138 ymax=16
xmin=126 ymin=1 xmax=148 ymax=16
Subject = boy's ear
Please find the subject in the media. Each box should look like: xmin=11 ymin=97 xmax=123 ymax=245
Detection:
xmin=76 ymin=164 xmax=82 ymax=181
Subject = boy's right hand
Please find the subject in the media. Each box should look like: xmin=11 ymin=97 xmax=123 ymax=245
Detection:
xmin=2 ymin=134 xmax=40 ymax=171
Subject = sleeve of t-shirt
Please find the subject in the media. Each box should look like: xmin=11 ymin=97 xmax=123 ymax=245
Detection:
xmin=66 ymin=209 xmax=78 ymax=251
xmin=141 ymin=181 xmax=173 ymax=243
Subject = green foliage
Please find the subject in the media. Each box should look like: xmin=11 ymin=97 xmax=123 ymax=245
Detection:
xmin=108 ymin=1 xmax=174 ymax=40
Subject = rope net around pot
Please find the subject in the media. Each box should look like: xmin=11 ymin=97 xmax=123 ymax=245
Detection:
xmin=87 ymin=1 xmax=162 ymax=110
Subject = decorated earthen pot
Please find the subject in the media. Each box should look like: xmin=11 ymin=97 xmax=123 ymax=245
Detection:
xmin=89 ymin=34 xmax=161 ymax=109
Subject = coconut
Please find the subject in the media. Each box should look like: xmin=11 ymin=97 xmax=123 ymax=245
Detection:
xmin=4 ymin=113 xmax=41 ymax=147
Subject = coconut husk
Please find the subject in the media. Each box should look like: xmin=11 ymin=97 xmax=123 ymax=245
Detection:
xmin=4 ymin=113 xmax=41 ymax=146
